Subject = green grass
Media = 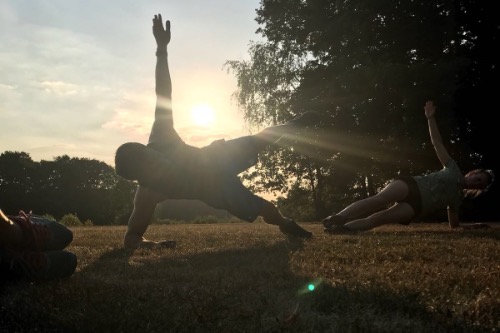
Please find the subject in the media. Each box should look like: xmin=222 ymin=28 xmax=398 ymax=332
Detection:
xmin=1 ymin=222 xmax=499 ymax=332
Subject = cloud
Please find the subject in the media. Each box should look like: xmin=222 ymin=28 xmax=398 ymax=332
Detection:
xmin=102 ymin=108 xmax=152 ymax=139
xmin=39 ymin=81 xmax=78 ymax=95
xmin=0 ymin=0 xmax=260 ymax=166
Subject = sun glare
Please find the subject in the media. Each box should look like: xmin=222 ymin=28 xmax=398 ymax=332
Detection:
xmin=191 ymin=104 xmax=215 ymax=127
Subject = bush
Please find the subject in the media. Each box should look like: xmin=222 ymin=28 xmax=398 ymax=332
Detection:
xmin=41 ymin=214 xmax=57 ymax=221
xmin=82 ymin=219 xmax=93 ymax=226
xmin=192 ymin=215 xmax=224 ymax=224
xmin=59 ymin=213 xmax=82 ymax=226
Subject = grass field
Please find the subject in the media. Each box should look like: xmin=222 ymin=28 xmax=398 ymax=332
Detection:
xmin=1 ymin=222 xmax=499 ymax=332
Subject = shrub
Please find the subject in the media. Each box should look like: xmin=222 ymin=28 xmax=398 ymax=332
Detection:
xmin=192 ymin=215 xmax=222 ymax=224
xmin=41 ymin=214 xmax=57 ymax=221
xmin=59 ymin=213 xmax=82 ymax=226
xmin=82 ymin=219 xmax=93 ymax=226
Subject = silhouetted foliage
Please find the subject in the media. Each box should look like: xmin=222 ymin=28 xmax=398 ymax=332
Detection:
xmin=0 ymin=151 xmax=135 ymax=225
xmin=227 ymin=0 xmax=499 ymax=221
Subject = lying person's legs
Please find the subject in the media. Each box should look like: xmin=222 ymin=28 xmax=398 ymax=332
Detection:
xmin=325 ymin=202 xmax=415 ymax=234
xmin=0 ymin=209 xmax=77 ymax=281
xmin=2 ymin=210 xmax=73 ymax=251
xmin=324 ymin=178 xmax=420 ymax=234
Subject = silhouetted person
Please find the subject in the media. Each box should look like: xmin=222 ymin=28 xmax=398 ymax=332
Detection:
xmin=115 ymin=14 xmax=317 ymax=249
xmin=323 ymin=100 xmax=494 ymax=234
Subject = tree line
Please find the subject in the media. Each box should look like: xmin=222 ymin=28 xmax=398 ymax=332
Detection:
xmin=0 ymin=152 xmax=135 ymax=226
xmin=0 ymin=151 xmax=239 ymax=225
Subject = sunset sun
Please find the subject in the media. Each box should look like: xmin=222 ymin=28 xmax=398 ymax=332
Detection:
xmin=191 ymin=104 xmax=215 ymax=127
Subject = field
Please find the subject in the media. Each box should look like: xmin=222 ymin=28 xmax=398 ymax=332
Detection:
xmin=1 ymin=222 xmax=499 ymax=332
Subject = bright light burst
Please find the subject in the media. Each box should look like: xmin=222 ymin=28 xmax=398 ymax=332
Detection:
xmin=191 ymin=104 xmax=215 ymax=127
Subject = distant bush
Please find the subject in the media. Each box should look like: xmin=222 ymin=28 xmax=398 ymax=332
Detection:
xmin=41 ymin=214 xmax=57 ymax=221
xmin=155 ymin=216 xmax=245 ymax=225
xmin=190 ymin=215 xmax=246 ymax=224
xmin=156 ymin=218 xmax=182 ymax=225
xmin=82 ymin=219 xmax=93 ymax=226
xmin=192 ymin=215 xmax=220 ymax=224
xmin=59 ymin=213 xmax=82 ymax=226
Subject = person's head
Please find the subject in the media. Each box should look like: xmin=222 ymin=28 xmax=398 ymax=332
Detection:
xmin=463 ymin=168 xmax=495 ymax=197
xmin=114 ymin=142 xmax=149 ymax=181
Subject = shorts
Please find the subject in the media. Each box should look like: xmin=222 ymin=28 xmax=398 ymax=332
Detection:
xmin=201 ymin=172 xmax=264 ymax=222
xmin=395 ymin=176 xmax=422 ymax=224
xmin=147 ymin=136 xmax=264 ymax=222
xmin=199 ymin=136 xmax=259 ymax=175
xmin=200 ymin=136 xmax=263 ymax=221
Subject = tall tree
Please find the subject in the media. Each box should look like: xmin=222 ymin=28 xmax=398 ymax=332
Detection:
xmin=0 ymin=151 xmax=36 ymax=213
xmin=452 ymin=1 xmax=500 ymax=220
xmin=227 ymin=0 xmax=495 ymax=219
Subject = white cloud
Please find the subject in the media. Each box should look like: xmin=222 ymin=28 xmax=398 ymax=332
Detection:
xmin=39 ymin=81 xmax=78 ymax=95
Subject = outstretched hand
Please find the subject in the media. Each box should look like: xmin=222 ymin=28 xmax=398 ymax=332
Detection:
xmin=424 ymin=100 xmax=436 ymax=119
xmin=152 ymin=14 xmax=170 ymax=47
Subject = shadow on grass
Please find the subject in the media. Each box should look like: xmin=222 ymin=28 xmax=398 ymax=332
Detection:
xmin=64 ymin=242 xmax=484 ymax=331
xmin=384 ymin=225 xmax=500 ymax=242
xmin=1 ymin=233 xmax=492 ymax=333
xmin=328 ymin=222 xmax=500 ymax=243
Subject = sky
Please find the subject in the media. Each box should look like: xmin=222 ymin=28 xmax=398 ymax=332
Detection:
xmin=0 ymin=0 xmax=262 ymax=166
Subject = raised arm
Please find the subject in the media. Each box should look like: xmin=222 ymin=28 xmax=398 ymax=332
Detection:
xmin=424 ymin=100 xmax=451 ymax=167
xmin=152 ymin=14 xmax=173 ymax=125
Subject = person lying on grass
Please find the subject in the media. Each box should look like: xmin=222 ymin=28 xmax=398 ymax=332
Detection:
xmin=323 ymin=100 xmax=494 ymax=234
xmin=0 ymin=208 xmax=77 ymax=281
xmin=114 ymin=13 xmax=317 ymax=250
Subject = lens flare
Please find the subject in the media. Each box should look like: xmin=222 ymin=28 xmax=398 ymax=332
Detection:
xmin=298 ymin=278 xmax=323 ymax=295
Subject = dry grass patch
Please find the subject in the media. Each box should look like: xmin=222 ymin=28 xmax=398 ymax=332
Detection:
xmin=1 ymin=222 xmax=499 ymax=332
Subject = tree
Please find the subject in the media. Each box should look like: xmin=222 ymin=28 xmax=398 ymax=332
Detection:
xmin=0 ymin=151 xmax=135 ymax=225
xmin=0 ymin=151 xmax=36 ymax=213
xmin=227 ymin=0 xmax=497 ymax=220
xmin=41 ymin=155 xmax=134 ymax=225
